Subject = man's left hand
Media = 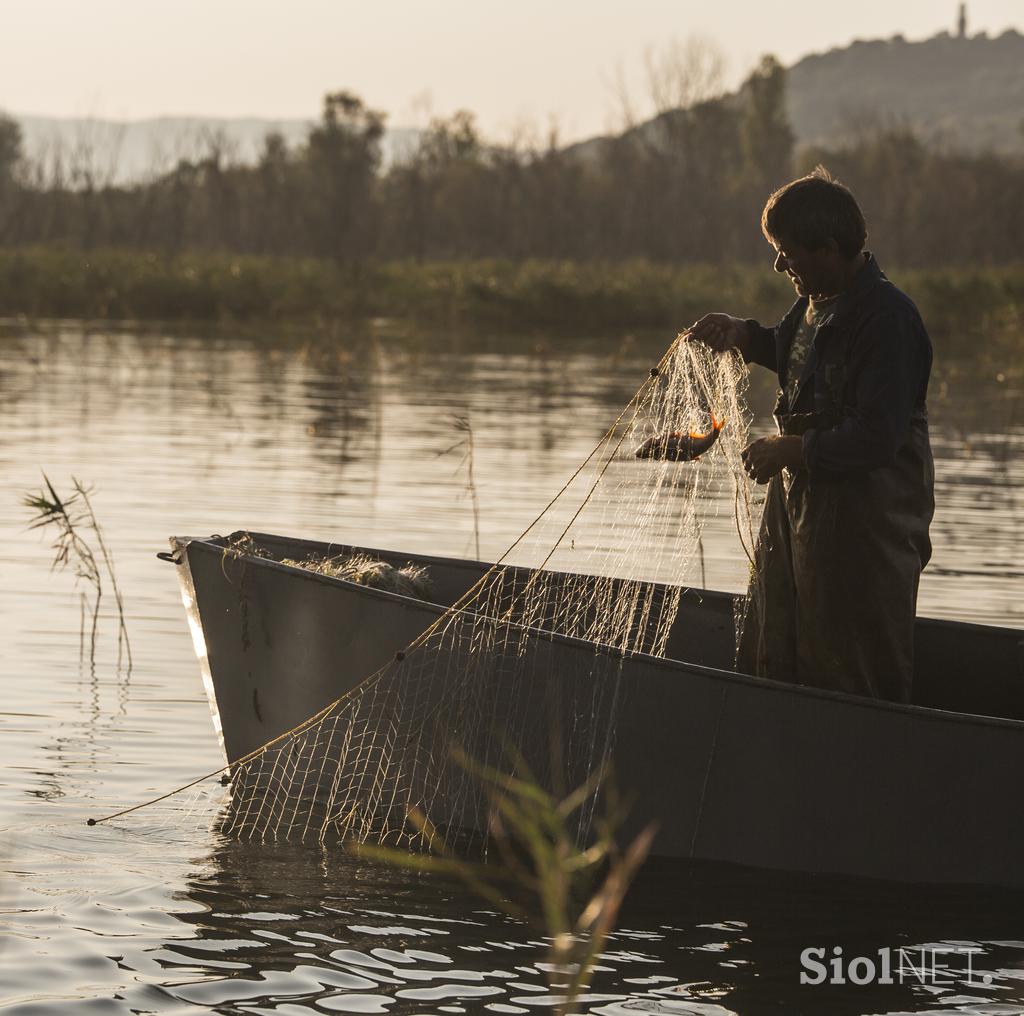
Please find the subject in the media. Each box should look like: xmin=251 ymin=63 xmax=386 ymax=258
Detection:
xmin=741 ymin=435 xmax=805 ymax=483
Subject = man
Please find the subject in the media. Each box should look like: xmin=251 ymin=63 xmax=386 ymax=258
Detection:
xmin=688 ymin=168 xmax=934 ymax=702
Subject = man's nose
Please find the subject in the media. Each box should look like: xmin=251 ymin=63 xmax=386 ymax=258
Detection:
xmin=773 ymin=251 xmax=787 ymax=273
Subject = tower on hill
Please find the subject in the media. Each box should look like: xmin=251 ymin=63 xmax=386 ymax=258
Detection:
xmin=958 ymin=3 xmax=967 ymax=39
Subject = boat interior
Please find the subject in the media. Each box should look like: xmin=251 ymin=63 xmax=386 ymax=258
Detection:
xmin=211 ymin=531 xmax=1024 ymax=724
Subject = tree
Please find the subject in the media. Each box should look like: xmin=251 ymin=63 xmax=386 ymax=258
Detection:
xmin=304 ymin=91 xmax=385 ymax=263
xmin=0 ymin=114 xmax=23 ymax=182
xmin=253 ymin=132 xmax=295 ymax=254
xmin=0 ymin=114 xmax=24 ymax=241
xmin=739 ymin=55 xmax=794 ymax=196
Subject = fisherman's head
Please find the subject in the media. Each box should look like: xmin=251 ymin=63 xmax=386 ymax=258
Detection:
xmin=761 ymin=166 xmax=867 ymax=300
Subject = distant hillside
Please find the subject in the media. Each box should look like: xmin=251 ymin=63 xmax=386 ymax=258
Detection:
xmin=11 ymin=115 xmax=420 ymax=183
xmin=788 ymin=28 xmax=1024 ymax=153
xmin=565 ymin=27 xmax=1024 ymax=164
xmin=9 ymin=26 xmax=1024 ymax=185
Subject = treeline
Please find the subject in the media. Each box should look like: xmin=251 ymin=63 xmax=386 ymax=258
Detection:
xmin=1 ymin=58 xmax=1022 ymax=268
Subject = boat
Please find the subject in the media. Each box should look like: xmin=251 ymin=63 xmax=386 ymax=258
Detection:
xmin=167 ymin=529 xmax=1024 ymax=888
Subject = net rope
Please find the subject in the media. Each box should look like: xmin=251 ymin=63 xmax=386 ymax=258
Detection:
xmin=92 ymin=337 xmax=761 ymax=848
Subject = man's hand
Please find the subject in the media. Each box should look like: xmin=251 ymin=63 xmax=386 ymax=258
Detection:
xmin=741 ymin=435 xmax=805 ymax=483
xmin=684 ymin=313 xmax=750 ymax=355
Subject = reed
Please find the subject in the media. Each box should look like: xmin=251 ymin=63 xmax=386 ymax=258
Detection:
xmin=23 ymin=475 xmax=131 ymax=670
xmin=355 ymin=749 xmax=655 ymax=1016
xmin=438 ymin=414 xmax=482 ymax=560
xmin=1 ymin=247 xmax=1020 ymax=353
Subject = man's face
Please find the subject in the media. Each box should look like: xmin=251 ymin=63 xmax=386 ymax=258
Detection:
xmin=770 ymin=237 xmax=834 ymax=299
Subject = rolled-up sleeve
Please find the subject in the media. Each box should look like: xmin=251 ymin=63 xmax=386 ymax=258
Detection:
xmin=803 ymin=311 xmax=932 ymax=474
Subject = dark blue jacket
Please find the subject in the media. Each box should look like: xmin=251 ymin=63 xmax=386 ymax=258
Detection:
xmin=744 ymin=253 xmax=933 ymax=474
xmin=737 ymin=253 xmax=935 ymax=703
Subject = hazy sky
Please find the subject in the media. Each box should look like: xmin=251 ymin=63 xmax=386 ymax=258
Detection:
xmin=4 ymin=0 xmax=1021 ymax=140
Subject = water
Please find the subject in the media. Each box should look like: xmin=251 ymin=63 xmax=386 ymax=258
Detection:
xmin=1 ymin=322 xmax=1022 ymax=1014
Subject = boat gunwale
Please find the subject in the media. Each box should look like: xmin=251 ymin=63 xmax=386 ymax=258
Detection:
xmin=175 ymin=531 xmax=1024 ymax=734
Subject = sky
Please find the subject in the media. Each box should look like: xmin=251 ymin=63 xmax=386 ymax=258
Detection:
xmin=3 ymin=0 xmax=1022 ymax=141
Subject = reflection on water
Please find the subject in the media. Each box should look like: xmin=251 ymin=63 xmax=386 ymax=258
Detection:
xmin=159 ymin=846 xmax=1024 ymax=1016
xmin=0 ymin=323 xmax=1022 ymax=1013
xmin=8 ymin=831 xmax=1024 ymax=1015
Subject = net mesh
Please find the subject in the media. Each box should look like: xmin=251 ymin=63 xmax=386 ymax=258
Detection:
xmin=111 ymin=337 xmax=761 ymax=847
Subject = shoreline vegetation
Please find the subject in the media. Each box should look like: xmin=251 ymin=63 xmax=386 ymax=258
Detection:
xmin=0 ymin=247 xmax=1020 ymax=354
xmin=1 ymin=55 xmax=1022 ymax=356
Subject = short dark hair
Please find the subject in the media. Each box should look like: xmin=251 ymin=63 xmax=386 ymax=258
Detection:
xmin=761 ymin=166 xmax=867 ymax=258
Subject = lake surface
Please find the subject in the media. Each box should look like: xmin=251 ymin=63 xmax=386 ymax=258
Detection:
xmin=1 ymin=322 xmax=1022 ymax=1015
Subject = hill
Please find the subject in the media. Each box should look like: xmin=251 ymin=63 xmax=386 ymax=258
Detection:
xmin=563 ymin=26 xmax=1024 ymax=165
xmin=8 ymin=26 xmax=1024 ymax=185
xmin=788 ymin=28 xmax=1024 ymax=153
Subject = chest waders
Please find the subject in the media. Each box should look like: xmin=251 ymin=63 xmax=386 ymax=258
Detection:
xmin=737 ymin=312 xmax=934 ymax=703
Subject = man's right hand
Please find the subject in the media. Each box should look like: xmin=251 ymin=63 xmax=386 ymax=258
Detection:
xmin=683 ymin=313 xmax=750 ymax=356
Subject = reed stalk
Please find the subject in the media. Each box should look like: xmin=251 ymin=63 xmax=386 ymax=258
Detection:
xmin=355 ymin=749 xmax=655 ymax=1015
xmin=23 ymin=475 xmax=131 ymax=670
xmin=439 ymin=414 xmax=482 ymax=560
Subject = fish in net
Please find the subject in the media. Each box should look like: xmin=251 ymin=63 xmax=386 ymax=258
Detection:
xmin=92 ymin=337 xmax=762 ymax=849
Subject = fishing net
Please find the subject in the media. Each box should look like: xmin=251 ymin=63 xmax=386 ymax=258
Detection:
xmin=100 ymin=336 xmax=761 ymax=847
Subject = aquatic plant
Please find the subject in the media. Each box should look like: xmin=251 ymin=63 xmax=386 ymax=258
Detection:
xmin=355 ymin=749 xmax=655 ymax=1016
xmin=23 ymin=475 xmax=131 ymax=670
xmin=2 ymin=248 xmax=1021 ymax=355
xmin=438 ymin=413 xmax=482 ymax=560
